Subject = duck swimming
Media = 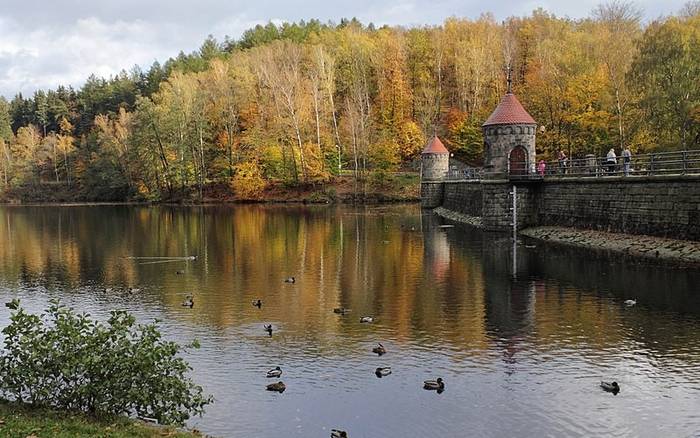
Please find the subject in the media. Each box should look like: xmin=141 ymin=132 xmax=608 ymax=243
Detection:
xmin=360 ymin=316 xmax=374 ymax=323
xmin=267 ymin=366 xmax=282 ymax=378
xmin=264 ymin=324 xmax=273 ymax=336
xmin=600 ymin=381 xmax=620 ymax=393
xmin=375 ymin=367 xmax=392 ymax=377
xmin=181 ymin=295 xmax=194 ymax=308
xmin=176 ymin=270 xmax=185 ymax=275
xmin=284 ymin=277 xmax=296 ymax=283
xmin=330 ymin=429 xmax=348 ymax=438
xmin=372 ymin=343 xmax=386 ymax=355
xmin=624 ymin=299 xmax=637 ymax=306
xmin=423 ymin=378 xmax=445 ymax=391
xmin=333 ymin=307 xmax=350 ymax=315
xmin=266 ymin=381 xmax=286 ymax=393
xmin=252 ymin=299 xmax=262 ymax=308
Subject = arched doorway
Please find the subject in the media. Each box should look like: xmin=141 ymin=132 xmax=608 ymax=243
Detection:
xmin=509 ymin=147 xmax=527 ymax=175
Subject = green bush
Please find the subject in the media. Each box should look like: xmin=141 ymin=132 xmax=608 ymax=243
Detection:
xmin=0 ymin=299 xmax=211 ymax=425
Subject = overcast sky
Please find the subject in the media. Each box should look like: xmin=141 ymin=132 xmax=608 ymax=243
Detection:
xmin=0 ymin=0 xmax=689 ymax=99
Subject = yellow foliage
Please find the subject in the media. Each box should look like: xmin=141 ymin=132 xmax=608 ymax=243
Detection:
xmin=231 ymin=161 xmax=267 ymax=199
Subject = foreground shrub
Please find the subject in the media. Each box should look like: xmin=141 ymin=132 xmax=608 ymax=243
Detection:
xmin=0 ymin=299 xmax=212 ymax=425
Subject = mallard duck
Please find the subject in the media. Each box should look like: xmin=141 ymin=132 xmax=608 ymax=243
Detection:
xmin=333 ymin=307 xmax=350 ymax=314
xmin=360 ymin=316 xmax=374 ymax=323
xmin=267 ymin=366 xmax=282 ymax=378
xmin=624 ymin=299 xmax=637 ymax=306
xmin=375 ymin=367 xmax=392 ymax=377
xmin=600 ymin=381 xmax=620 ymax=393
xmin=176 ymin=270 xmax=185 ymax=275
xmin=266 ymin=381 xmax=286 ymax=392
xmin=284 ymin=277 xmax=296 ymax=283
xmin=331 ymin=429 xmax=348 ymax=438
xmin=181 ymin=295 xmax=194 ymax=308
xmin=128 ymin=287 xmax=141 ymax=294
xmin=423 ymin=378 xmax=444 ymax=390
xmin=372 ymin=343 xmax=386 ymax=355
xmin=186 ymin=255 xmax=197 ymax=260
xmin=264 ymin=324 xmax=273 ymax=336
xmin=252 ymin=299 xmax=262 ymax=308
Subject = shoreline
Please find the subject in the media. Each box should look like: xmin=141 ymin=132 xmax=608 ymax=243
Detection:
xmin=519 ymin=226 xmax=700 ymax=266
xmin=0 ymin=198 xmax=420 ymax=208
xmin=0 ymin=174 xmax=421 ymax=207
xmin=433 ymin=208 xmax=700 ymax=266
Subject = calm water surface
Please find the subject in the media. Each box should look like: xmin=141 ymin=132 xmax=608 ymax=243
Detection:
xmin=0 ymin=204 xmax=699 ymax=438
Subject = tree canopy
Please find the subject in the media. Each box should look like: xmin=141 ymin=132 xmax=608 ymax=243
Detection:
xmin=1 ymin=5 xmax=699 ymax=200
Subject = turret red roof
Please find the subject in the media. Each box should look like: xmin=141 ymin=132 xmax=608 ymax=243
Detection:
xmin=422 ymin=135 xmax=449 ymax=154
xmin=482 ymin=93 xmax=536 ymax=127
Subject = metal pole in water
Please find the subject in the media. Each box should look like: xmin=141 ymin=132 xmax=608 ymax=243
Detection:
xmin=511 ymin=185 xmax=517 ymax=241
xmin=510 ymin=185 xmax=517 ymax=278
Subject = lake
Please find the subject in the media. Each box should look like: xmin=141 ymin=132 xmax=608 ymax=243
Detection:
xmin=0 ymin=204 xmax=699 ymax=437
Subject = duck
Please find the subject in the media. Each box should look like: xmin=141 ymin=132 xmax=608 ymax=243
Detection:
xmin=331 ymin=429 xmax=348 ymax=438
xmin=624 ymin=299 xmax=637 ymax=306
xmin=360 ymin=316 xmax=374 ymax=323
xmin=372 ymin=343 xmax=386 ymax=355
xmin=181 ymin=295 xmax=194 ymax=308
xmin=128 ymin=287 xmax=141 ymax=294
xmin=600 ymin=381 xmax=620 ymax=393
xmin=266 ymin=381 xmax=286 ymax=392
xmin=423 ymin=377 xmax=445 ymax=391
xmin=375 ymin=367 xmax=392 ymax=377
xmin=333 ymin=307 xmax=350 ymax=315
xmin=186 ymin=255 xmax=197 ymax=260
xmin=266 ymin=366 xmax=282 ymax=378
xmin=176 ymin=270 xmax=185 ymax=275
xmin=264 ymin=324 xmax=273 ymax=336
xmin=252 ymin=299 xmax=262 ymax=308
xmin=284 ymin=277 xmax=296 ymax=284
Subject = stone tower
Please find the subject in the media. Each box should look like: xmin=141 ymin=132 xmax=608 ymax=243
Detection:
xmin=482 ymin=82 xmax=537 ymax=176
xmin=420 ymin=135 xmax=449 ymax=208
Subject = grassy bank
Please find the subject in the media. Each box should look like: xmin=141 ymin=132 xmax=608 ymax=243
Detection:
xmin=1 ymin=173 xmax=420 ymax=205
xmin=0 ymin=401 xmax=201 ymax=438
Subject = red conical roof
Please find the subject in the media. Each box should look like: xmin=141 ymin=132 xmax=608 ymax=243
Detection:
xmin=422 ymin=135 xmax=449 ymax=154
xmin=482 ymin=93 xmax=536 ymax=127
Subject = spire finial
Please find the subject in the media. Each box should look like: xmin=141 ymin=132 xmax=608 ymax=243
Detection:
xmin=506 ymin=64 xmax=513 ymax=94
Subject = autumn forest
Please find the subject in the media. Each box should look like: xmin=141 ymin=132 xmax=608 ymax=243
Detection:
xmin=0 ymin=2 xmax=699 ymax=201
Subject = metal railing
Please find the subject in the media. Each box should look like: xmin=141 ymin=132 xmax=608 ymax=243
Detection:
xmin=446 ymin=167 xmax=485 ymax=180
xmin=441 ymin=150 xmax=700 ymax=181
xmin=530 ymin=150 xmax=700 ymax=179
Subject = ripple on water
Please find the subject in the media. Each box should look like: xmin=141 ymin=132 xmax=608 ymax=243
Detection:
xmin=1 ymin=205 xmax=700 ymax=438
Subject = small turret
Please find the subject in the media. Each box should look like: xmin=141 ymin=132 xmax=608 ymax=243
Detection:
xmin=482 ymin=72 xmax=537 ymax=176
xmin=420 ymin=135 xmax=449 ymax=208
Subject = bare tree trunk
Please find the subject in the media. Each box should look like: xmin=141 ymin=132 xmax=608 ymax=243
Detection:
xmin=151 ymin=122 xmax=173 ymax=196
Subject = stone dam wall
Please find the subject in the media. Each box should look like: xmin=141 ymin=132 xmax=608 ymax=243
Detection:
xmin=426 ymin=175 xmax=700 ymax=241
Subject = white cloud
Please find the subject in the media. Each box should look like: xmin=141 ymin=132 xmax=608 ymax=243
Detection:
xmin=0 ymin=0 xmax=691 ymax=99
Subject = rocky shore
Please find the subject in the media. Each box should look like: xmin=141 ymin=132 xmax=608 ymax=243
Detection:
xmin=433 ymin=207 xmax=700 ymax=266
xmin=520 ymin=226 xmax=700 ymax=266
xmin=433 ymin=207 xmax=483 ymax=228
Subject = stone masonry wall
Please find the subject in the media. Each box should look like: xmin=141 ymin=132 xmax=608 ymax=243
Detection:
xmin=443 ymin=181 xmax=482 ymax=216
xmin=421 ymin=182 xmax=444 ymax=208
xmin=483 ymin=124 xmax=536 ymax=174
xmin=481 ymin=181 xmax=538 ymax=231
xmin=430 ymin=175 xmax=700 ymax=241
xmin=537 ymin=176 xmax=700 ymax=241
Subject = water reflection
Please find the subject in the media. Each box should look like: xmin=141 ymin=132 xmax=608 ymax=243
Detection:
xmin=0 ymin=205 xmax=699 ymax=437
